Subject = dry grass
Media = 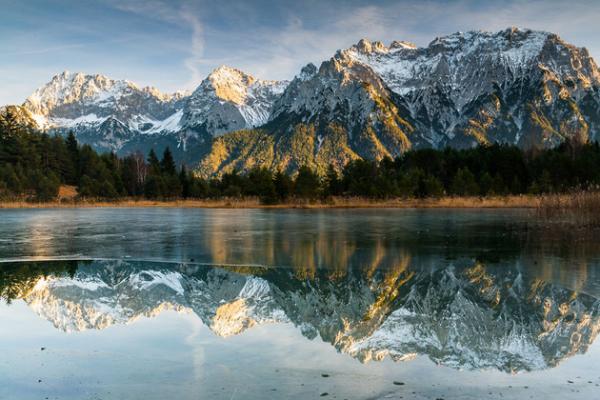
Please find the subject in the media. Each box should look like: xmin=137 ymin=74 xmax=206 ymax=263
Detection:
xmin=0 ymin=198 xmax=264 ymax=209
xmin=534 ymin=191 xmax=600 ymax=228
xmin=0 ymin=195 xmax=540 ymax=209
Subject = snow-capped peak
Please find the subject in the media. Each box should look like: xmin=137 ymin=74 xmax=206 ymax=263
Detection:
xmin=199 ymin=65 xmax=287 ymax=105
xmin=344 ymin=38 xmax=417 ymax=57
xmin=337 ymin=28 xmax=560 ymax=106
xmin=203 ymin=65 xmax=258 ymax=105
xmin=16 ymin=70 xmax=190 ymax=152
xmin=24 ymin=71 xmax=182 ymax=118
xmin=8 ymin=27 xmax=600 ymax=167
xmin=355 ymin=38 xmax=388 ymax=54
xmin=389 ymin=40 xmax=417 ymax=50
xmin=24 ymin=71 xmax=130 ymax=116
xmin=181 ymin=65 xmax=289 ymax=135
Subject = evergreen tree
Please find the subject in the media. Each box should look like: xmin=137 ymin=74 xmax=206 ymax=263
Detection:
xmin=144 ymin=174 xmax=165 ymax=199
xmin=490 ymin=174 xmax=506 ymax=195
xmin=294 ymin=166 xmax=321 ymax=199
xmin=121 ymin=155 xmax=144 ymax=196
xmin=34 ymin=171 xmax=60 ymax=201
xmin=65 ymin=131 xmax=79 ymax=184
xmin=451 ymin=167 xmax=479 ymax=196
xmin=398 ymin=168 xmax=423 ymax=197
xmin=246 ymin=167 xmax=277 ymax=203
xmin=422 ymin=174 xmax=444 ymax=198
xmin=179 ymin=165 xmax=190 ymax=198
xmin=479 ymin=172 xmax=493 ymax=196
xmin=188 ymin=176 xmax=210 ymax=198
xmin=147 ymin=149 xmax=161 ymax=175
xmin=4 ymin=116 xmax=600 ymax=203
xmin=274 ymin=170 xmax=292 ymax=201
xmin=323 ymin=165 xmax=343 ymax=197
xmin=160 ymin=147 xmax=177 ymax=176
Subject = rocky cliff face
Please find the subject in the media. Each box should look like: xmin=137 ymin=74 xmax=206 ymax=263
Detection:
xmin=181 ymin=65 xmax=287 ymax=136
xmin=343 ymin=28 xmax=600 ymax=148
xmin=10 ymin=260 xmax=600 ymax=372
xmin=23 ymin=71 xmax=184 ymax=124
xmin=4 ymin=28 xmax=600 ymax=172
xmin=198 ymin=28 xmax=600 ymax=176
xmin=13 ymin=68 xmax=287 ymax=163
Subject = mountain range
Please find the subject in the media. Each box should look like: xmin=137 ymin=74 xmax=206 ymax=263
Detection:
xmin=3 ymin=27 xmax=600 ymax=176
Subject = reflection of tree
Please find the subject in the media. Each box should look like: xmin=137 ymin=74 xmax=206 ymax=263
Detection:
xmin=0 ymin=260 xmax=80 ymax=303
xmin=191 ymin=210 xmax=531 ymax=272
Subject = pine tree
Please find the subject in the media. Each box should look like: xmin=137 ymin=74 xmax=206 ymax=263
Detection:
xmin=491 ymin=174 xmax=506 ymax=195
xmin=65 ymin=131 xmax=79 ymax=183
xmin=451 ymin=167 xmax=479 ymax=196
xmin=294 ymin=166 xmax=321 ymax=199
xmin=161 ymin=147 xmax=177 ymax=176
xmin=479 ymin=172 xmax=493 ymax=196
xmin=324 ymin=165 xmax=343 ymax=197
xmin=147 ymin=149 xmax=161 ymax=175
xmin=422 ymin=174 xmax=444 ymax=198
xmin=179 ymin=165 xmax=190 ymax=198
xmin=274 ymin=170 xmax=292 ymax=201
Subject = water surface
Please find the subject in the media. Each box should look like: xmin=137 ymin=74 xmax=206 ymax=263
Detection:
xmin=1 ymin=208 xmax=599 ymax=399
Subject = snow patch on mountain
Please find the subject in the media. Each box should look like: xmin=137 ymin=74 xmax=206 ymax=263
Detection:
xmin=6 ymin=27 xmax=600 ymax=164
xmin=25 ymin=71 xmax=169 ymax=117
xmin=51 ymin=113 xmax=107 ymax=128
xmin=129 ymin=110 xmax=183 ymax=134
xmin=341 ymin=29 xmax=550 ymax=105
xmin=181 ymin=65 xmax=288 ymax=135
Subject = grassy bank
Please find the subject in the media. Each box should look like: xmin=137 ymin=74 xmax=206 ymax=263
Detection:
xmin=0 ymin=195 xmax=541 ymax=209
xmin=534 ymin=191 xmax=600 ymax=228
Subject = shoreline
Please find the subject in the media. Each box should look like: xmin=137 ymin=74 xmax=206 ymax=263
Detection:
xmin=0 ymin=195 xmax=541 ymax=209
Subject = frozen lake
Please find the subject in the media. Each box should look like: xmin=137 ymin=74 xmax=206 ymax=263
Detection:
xmin=0 ymin=208 xmax=599 ymax=399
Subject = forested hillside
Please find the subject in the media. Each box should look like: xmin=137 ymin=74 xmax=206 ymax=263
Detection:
xmin=3 ymin=107 xmax=600 ymax=203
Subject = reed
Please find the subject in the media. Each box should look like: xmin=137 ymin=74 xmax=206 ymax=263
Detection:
xmin=534 ymin=190 xmax=600 ymax=228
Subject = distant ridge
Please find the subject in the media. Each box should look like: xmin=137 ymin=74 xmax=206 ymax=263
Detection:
xmin=3 ymin=28 xmax=600 ymax=175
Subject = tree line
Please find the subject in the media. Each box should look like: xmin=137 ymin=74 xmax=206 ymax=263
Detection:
xmin=3 ymin=110 xmax=600 ymax=202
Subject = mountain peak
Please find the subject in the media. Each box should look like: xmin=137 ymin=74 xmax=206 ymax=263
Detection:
xmin=389 ymin=40 xmax=417 ymax=50
xmin=426 ymin=27 xmax=551 ymax=50
xmin=22 ymin=71 xmax=182 ymax=118
xmin=208 ymin=65 xmax=255 ymax=83
xmin=25 ymin=71 xmax=125 ymax=116
xmin=10 ymin=28 xmax=600 ymax=171
xmin=354 ymin=38 xmax=388 ymax=54
xmin=58 ymin=70 xmax=72 ymax=78
xmin=297 ymin=63 xmax=318 ymax=81
xmin=351 ymin=38 xmax=416 ymax=55
xmin=201 ymin=65 xmax=257 ymax=104
xmin=183 ymin=65 xmax=288 ymax=135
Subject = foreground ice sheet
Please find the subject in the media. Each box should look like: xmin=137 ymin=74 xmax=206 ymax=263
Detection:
xmin=1 ymin=209 xmax=599 ymax=399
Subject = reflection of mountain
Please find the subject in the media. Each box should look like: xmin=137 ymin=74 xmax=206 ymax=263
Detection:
xmin=1 ymin=260 xmax=599 ymax=372
xmin=21 ymin=262 xmax=285 ymax=337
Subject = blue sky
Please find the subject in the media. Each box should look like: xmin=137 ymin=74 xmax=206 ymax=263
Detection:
xmin=1 ymin=0 xmax=600 ymax=105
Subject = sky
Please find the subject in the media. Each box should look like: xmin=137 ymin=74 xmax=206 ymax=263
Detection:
xmin=1 ymin=0 xmax=600 ymax=105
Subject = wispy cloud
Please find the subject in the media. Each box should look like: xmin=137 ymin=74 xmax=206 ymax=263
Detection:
xmin=216 ymin=0 xmax=600 ymax=81
xmin=2 ymin=0 xmax=600 ymax=106
xmin=180 ymin=10 xmax=205 ymax=87
xmin=108 ymin=0 xmax=206 ymax=87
